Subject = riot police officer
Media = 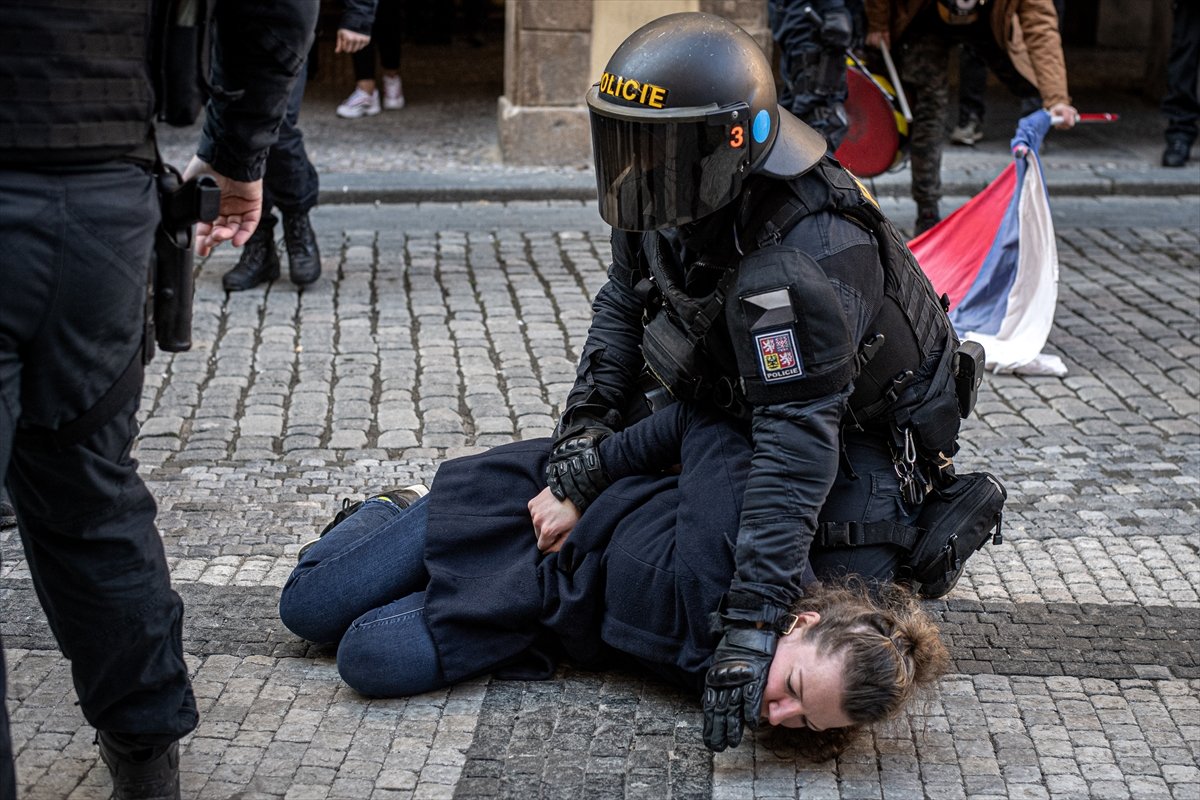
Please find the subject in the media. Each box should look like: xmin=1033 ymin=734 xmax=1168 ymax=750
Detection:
xmin=0 ymin=1 xmax=317 ymax=797
xmin=545 ymin=12 xmax=996 ymax=753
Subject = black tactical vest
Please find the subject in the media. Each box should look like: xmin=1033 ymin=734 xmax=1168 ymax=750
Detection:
xmin=639 ymin=159 xmax=962 ymax=456
xmin=0 ymin=0 xmax=155 ymax=161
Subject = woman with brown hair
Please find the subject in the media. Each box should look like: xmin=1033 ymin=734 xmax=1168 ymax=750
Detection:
xmin=280 ymin=404 xmax=948 ymax=755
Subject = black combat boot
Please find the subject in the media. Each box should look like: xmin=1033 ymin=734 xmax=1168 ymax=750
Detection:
xmin=1162 ymin=137 xmax=1191 ymax=167
xmin=914 ymin=203 xmax=941 ymax=236
xmin=97 ymin=732 xmax=180 ymax=800
xmin=283 ymin=211 xmax=321 ymax=286
xmin=222 ymin=217 xmax=279 ymax=291
xmin=0 ymin=488 xmax=15 ymax=529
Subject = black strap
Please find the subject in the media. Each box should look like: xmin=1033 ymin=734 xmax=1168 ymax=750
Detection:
xmin=646 ymin=236 xmax=737 ymax=342
xmin=812 ymin=520 xmax=922 ymax=551
xmin=15 ymin=347 xmax=145 ymax=451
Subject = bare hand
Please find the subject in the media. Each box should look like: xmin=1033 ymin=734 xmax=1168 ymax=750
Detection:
xmin=336 ymin=28 xmax=371 ymax=53
xmin=1048 ymin=103 xmax=1079 ymax=129
xmin=529 ymin=486 xmax=581 ymax=553
xmin=182 ymin=156 xmax=263 ymax=256
xmin=866 ymin=31 xmax=890 ymax=50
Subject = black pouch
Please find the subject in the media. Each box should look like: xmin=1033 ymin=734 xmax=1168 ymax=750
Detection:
xmin=641 ymin=309 xmax=707 ymax=402
xmin=157 ymin=0 xmax=211 ymax=127
xmin=953 ymin=340 xmax=986 ymax=419
xmin=901 ymin=346 xmax=963 ymax=460
xmin=901 ymin=471 xmax=1006 ymax=599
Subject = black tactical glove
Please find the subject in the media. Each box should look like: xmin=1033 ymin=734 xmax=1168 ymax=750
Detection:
xmin=703 ymin=625 xmax=779 ymax=751
xmin=820 ymin=7 xmax=854 ymax=50
xmin=703 ymin=589 xmax=800 ymax=752
xmin=546 ymin=428 xmax=611 ymax=513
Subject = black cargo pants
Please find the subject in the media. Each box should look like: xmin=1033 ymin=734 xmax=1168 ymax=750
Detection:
xmin=0 ymin=162 xmax=197 ymax=796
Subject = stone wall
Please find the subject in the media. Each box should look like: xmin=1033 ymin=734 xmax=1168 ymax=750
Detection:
xmin=498 ymin=0 xmax=767 ymax=166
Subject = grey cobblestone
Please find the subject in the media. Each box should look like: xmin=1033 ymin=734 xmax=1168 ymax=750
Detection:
xmin=2 ymin=200 xmax=1198 ymax=798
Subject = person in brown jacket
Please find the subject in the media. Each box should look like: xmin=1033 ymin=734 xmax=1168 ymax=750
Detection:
xmin=865 ymin=0 xmax=1078 ymax=233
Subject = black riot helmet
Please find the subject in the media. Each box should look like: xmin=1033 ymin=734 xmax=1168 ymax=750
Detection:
xmin=587 ymin=12 xmax=828 ymax=231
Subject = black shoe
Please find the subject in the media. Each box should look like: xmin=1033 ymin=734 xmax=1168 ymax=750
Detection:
xmin=283 ymin=212 xmax=321 ymax=286
xmin=1162 ymin=138 xmax=1191 ymax=167
xmin=914 ymin=204 xmax=941 ymax=236
xmin=297 ymin=485 xmax=429 ymax=560
xmin=222 ymin=220 xmax=280 ymax=291
xmin=97 ymin=733 xmax=180 ymax=800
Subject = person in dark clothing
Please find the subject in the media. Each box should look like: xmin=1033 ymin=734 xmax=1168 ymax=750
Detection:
xmin=949 ymin=0 xmax=1065 ymax=147
xmin=544 ymin=12 xmax=1002 ymax=753
xmin=222 ymin=59 xmax=322 ymax=291
xmin=768 ymin=0 xmax=865 ymax=150
xmin=1162 ymin=0 xmax=1200 ymax=167
xmin=0 ymin=2 xmax=317 ymax=798
xmin=867 ymin=0 xmax=1078 ymax=233
xmin=279 ymin=405 xmax=949 ymax=759
xmin=336 ymin=0 xmax=404 ymax=118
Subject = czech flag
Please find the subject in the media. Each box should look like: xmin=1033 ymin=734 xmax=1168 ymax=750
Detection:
xmin=910 ymin=110 xmax=1066 ymax=376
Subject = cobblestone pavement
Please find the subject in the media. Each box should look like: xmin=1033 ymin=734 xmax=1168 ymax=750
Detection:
xmin=3 ymin=202 xmax=1198 ymax=800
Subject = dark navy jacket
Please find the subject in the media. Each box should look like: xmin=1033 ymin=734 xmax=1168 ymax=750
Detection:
xmin=422 ymin=405 xmax=753 ymax=692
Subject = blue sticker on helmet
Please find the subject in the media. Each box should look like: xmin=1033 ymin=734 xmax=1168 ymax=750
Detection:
xmin=753 ymin=110 xmax=771 ymax=143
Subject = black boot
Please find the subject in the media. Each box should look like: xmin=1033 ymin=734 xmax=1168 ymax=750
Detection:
xmin=914 ymin=204 xmax=941 ymax=236
xmin=0 ymin=487 xmax=15 ymax=529
xmin=97 ymin=732 xmax=180 ymax=800
xmin=283 ymin=211 xmax=321 ymax=286
xmin=222 ymin=218 xmax=279 ymax=291
xmin=1162 ymin=137 xmax=1191 ymax=167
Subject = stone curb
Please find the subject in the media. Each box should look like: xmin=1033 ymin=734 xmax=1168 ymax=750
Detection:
xmin=316 ymin=168 xmax=1200 ymax=205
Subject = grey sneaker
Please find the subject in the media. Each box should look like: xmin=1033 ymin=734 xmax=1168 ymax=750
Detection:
xmin=950 ymin=117 xmax=983 ymax=146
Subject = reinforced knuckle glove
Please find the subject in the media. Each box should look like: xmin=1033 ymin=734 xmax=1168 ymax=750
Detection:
xmin=546 ymin=429 xmax=611 ymax=513
xmin=701 ymin=625 xmax=778 ymax=752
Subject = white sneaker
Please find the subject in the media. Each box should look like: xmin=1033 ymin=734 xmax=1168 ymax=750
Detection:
xmin=382 ymin=75 xmax=405 ymax=110
xmin=336 ymin=88 xmax=381 ymax=119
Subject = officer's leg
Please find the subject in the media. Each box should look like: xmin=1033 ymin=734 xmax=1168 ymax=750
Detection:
xmin=1163 ymin=0 xmax=1200 ymax=163
xmin=3 ymin=164 xmax=197 ymax=749
xmin=225 ymin=68 xmax=319 ymax=292
xmin=266 ymin=65 xmax=321 ymax=287
xmin=898 ymin=30 xmax=951 ymax=232
xmin=0 ymin=287 xmax=20 ymax=800
xmin=809 ymin=434 xmax=918 ymax=583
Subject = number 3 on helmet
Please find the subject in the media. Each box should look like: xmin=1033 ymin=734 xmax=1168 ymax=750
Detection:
xmin=587 ymin=12 xmax=829 ymax=232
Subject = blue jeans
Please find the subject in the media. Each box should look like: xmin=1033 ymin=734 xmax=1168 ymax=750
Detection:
xmin=279 ymin=496 xmax=445 ymax=697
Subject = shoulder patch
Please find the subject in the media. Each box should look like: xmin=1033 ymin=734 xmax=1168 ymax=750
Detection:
xmin=754 ymin=328 xmax=804 ymax=383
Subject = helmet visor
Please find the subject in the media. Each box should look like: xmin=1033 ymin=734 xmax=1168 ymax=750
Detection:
xmin=587 ymin=86 xmax=752 ymax=231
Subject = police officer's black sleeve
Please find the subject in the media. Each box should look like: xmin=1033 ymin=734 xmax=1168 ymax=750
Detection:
xmin=341 ymin=0 xmax=380 ymax=36
xmin=724 ymin=222 xmax=883 ymax=605
xmin=559 ymin=230 xmax=649 ymax=430
xmin=197 ymin=0 xmax=320 ymax=181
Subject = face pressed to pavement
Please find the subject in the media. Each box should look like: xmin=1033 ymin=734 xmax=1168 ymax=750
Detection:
xmin=760 ymin=612 xmax=857 ymax=732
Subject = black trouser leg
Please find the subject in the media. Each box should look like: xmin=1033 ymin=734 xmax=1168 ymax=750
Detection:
xmin=0 ymin=164 xmax=197 ymax=757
